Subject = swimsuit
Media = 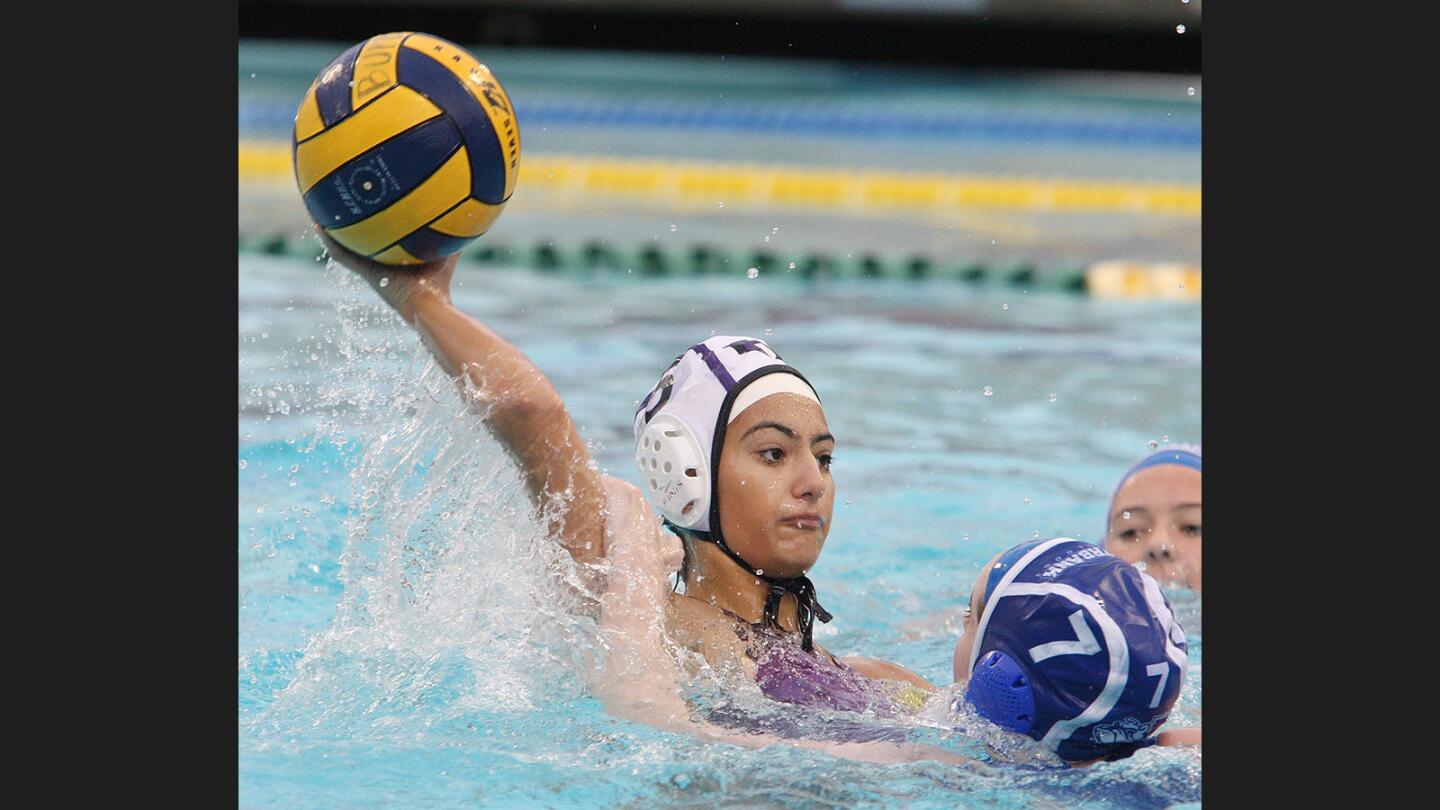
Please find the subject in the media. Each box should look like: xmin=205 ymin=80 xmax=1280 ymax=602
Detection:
xmin=736 ymin=619 xmax=898 ymax=716
xmin=700 ymin=611 xmax=914 ymax=744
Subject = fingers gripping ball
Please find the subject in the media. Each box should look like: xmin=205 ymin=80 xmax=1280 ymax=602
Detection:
xmin=292 ymin=32 xmax=521 ymax=266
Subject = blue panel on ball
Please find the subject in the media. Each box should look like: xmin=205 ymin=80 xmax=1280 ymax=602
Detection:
xmin=397 ymin=48 xmax=508 ymax=204
xmin=302 ymin=117 xmax=464 ymax=230
xmin=315 ymin=42 xmax=364 ymax=128
xmin=397 ymin=224 xmax=476 ymax=262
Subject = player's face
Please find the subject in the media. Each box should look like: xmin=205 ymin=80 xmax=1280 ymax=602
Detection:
xmin=716 ymin=394 xmax=836 ymax=579
xmin=1106 ymin=465 xmax=1202 ymax=591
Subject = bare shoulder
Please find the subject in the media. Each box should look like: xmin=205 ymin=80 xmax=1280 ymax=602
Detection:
xmin=600 ymin=475 xmax=683 ymax=568
xmin=665 ymin=592 xmax=740 ymax=643
xmin=840 ymin=656 xmax=936 ymax=691
xmin=665 ymin=593 xmax=754 ymax=673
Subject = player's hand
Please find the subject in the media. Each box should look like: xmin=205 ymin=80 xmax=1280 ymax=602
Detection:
xmin=315 ymin=226 xmax=457 ymax=323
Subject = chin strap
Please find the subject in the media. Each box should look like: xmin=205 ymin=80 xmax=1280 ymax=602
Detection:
xmin=763 ymin=576 xmax=833 ymax=652
xmin=668 ymin=522 xmax=833 ymax=652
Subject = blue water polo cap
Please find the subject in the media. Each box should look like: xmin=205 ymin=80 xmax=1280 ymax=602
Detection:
xmin=1107 ymin=444 xmax=1202 ymax=535
xmin=1122 ymin=446 xmax=1202 ymax=481
xmin=963 ymin=538 xmax=1189 ymax=762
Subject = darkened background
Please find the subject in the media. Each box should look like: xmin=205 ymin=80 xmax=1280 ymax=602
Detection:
xmin=239 ymin=0 xmax=1200 ymax=73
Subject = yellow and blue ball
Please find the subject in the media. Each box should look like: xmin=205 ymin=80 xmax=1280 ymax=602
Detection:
xmin=292 ymin=32 xmax=520 ymax=265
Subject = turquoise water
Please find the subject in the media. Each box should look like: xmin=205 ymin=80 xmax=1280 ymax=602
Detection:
xmin=238 ymin=252 xmax=1200 ymax=808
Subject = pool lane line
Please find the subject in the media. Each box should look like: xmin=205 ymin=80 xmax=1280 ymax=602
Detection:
xmin=239 ymin=142 xmax=1201 ymax=218
xmin=238 ymin=231 xmax=1200 ymax=300
xmin=240 ymin=97 xmax=1201 ymax=149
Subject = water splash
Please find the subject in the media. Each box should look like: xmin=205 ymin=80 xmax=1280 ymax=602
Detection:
xmin=249 ymin=266 xmax=606 ymax=749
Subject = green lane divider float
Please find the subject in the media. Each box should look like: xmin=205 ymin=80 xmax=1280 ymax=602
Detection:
xmin=239 ymin=232 xmax=1091 ymax=293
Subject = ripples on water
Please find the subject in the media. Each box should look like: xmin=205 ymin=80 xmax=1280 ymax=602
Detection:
xmin=238 ymin=255 xmax=1200 ymax=807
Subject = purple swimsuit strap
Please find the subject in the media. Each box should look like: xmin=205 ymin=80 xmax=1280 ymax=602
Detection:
xmin=728 ymin=612 xmax=843 ymax=666
xmin=720 ymin=608 xmax=894 ymax=716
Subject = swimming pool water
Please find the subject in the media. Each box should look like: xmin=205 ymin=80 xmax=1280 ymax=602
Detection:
xmin=238 ymin=252 xmax=1200 ymax=808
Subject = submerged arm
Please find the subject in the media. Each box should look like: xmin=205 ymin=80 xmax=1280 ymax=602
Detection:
xmin=319 ymin=230 xmax=608 ymax=564
xmin=842 ymin=657 xmax=937 ymax=691
xmin=1156 ymin=727 xmax=1202 ymax=748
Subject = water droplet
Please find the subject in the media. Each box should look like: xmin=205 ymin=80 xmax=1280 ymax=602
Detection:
xmin=982 ymin=386 xmax=994 ymax=397
xmin=669 ymin=224 xmax=677 ymax=232
xmin=763 ymin=235 xmax=771 ymax=242
xmin=1162 ymin=435 xmax=1170 ymax=443
xmin=1032 ymin=531 xmax=1040 ymax=538
xmin=1148 ymin=439 xmax=1159 ymax=450
xmin=1187 ymin=86 xmax=1196 ymax=96
xmin=1023 ymin=497 xmax=1032 ymax=505
xmin=584 ymin=541 xmax=593 ymax=550
xmin=763 ymin=328 xmax=773 ymax=336
xmin=1176 ymin=24 xmax=1186 ymax=33
xmin=1002 ymin=303 xmax=1009 ymax=311
xmin=1135 ymin=561 xmax=1148 ymax=572
xmin=756 ymin=569 xmax=764 ymax=575
xmin=962 ymin=532 xmax=969 ymax=541
xmin=309 ymin=563 xmax=320 ymax=574
xmin=238 ymin=459 xmax=248 ymax=470
xmin=379 ymin=277 xmax=390 ymax=287
xmin=1123 ymin=511 xmax=1132 ymax=520
xmin=250 ymin=73 xmax=256 ymax=78
xmin=787 ymin=262 xmax=796 ymax=269
xmin=290 ymin=464 xmax=299 ymax=474
xmin=845 ymin=499 xmax=852 ymax=506
xmin=1048 ymin=393 xmax=1057 ymax=403
xmin=717 ymin=201 xmax=725 ymax=208
xmin=746 ymin=267 xmax=759 ymax=279
xmin=772 ymin=227 xmax=780 ymax=234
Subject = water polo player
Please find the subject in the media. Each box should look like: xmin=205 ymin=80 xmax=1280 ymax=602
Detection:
xmin=1105 ymin=445 xmax=1202 ymax=591
xmin=951 ymin=538 xmax=1201 ymax=765
xmin=318 ymin=235 xmax=963 ymax=763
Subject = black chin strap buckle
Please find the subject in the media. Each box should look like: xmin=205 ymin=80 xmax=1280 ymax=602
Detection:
xmin=763 ymin=576 xmax=833 ymax=652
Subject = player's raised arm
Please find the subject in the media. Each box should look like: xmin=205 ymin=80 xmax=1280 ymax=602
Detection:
xmin=319 ymin=230 xmax=608 ymax=565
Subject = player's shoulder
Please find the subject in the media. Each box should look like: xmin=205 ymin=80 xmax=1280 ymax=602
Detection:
xmin=665 ymin=594 xmax=750 ymax=655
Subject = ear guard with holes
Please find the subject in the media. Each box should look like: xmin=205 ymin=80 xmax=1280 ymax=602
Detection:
xmin=966 ymin=650 xmax=1036 ymax=733
xmin=634 ymin=413 xmax=709 ymax=528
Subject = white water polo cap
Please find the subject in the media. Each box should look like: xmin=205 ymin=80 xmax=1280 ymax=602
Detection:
xmin=632 ymin=336 xmax=820 ymax=533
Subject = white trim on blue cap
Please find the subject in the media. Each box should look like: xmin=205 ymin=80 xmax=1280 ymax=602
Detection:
xmin=967 ymin=538 xmax=1071 ymax=676
xmin=1139 ymin=571 xmax=1189 ymax=669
